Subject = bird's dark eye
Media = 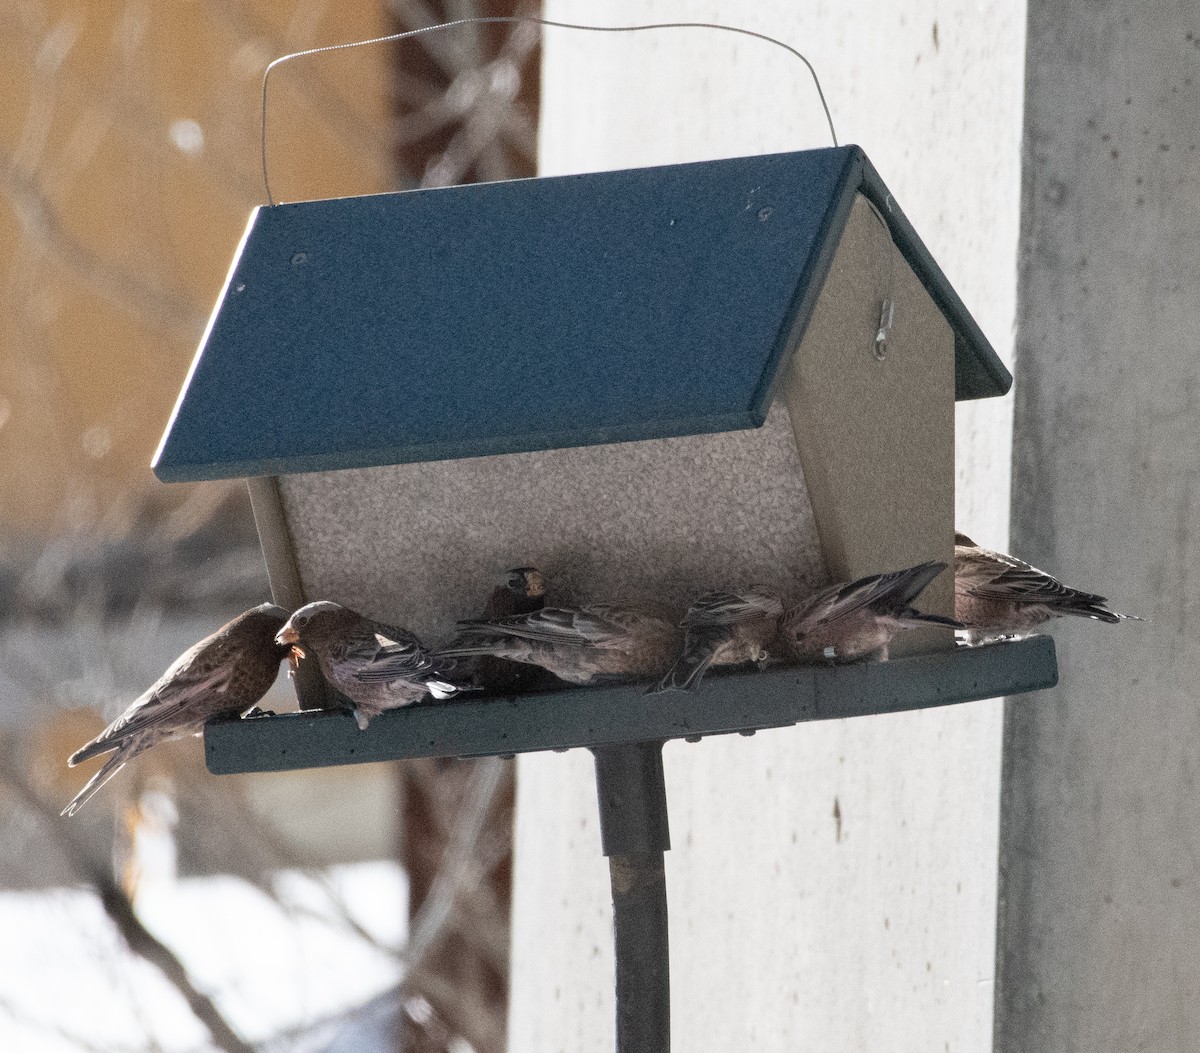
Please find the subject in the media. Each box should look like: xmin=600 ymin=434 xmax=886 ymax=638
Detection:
xmin=508 ymin=575 xmax=524 ymax=590
xmin=296 ymin=613 xmax=310 ymax=627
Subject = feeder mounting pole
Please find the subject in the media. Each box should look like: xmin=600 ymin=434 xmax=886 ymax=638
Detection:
xmin=591 ymin=741 xmax=671 ymax=1053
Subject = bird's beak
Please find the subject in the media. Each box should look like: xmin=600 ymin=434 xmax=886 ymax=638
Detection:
xmin=276 ymin=625 xmax=300 ymax=646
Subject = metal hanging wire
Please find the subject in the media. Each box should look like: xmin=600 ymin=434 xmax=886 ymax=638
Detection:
xmin=259 ymin=16 xmax=839 ymax=206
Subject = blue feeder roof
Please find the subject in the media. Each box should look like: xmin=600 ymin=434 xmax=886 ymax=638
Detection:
xmin=153 ymin=145 xmax=1010 ymax=483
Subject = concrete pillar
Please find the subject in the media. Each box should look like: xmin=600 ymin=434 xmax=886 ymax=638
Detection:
xmin=509 ymin=2 xmax=1027 ymax=1049
xmin=998 ymin=3 xmax=1200 ymax=1049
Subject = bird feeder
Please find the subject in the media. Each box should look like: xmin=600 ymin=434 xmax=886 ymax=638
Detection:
xmin=152 ymin=144 xmax=1057 ymax=1053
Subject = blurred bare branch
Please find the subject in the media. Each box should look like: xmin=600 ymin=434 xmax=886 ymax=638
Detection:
xmin=205 ymin=0 xmax=408 ymax=186
xmin=0 ymin=991 xmax=151 ymax=1053
xmin=406 ymin=758 xmax=505 ymax=969
xmin=181 ymin=756 xmax=510 ymax=1051
xmin=2 ymin=151 xmax=206 ymax=335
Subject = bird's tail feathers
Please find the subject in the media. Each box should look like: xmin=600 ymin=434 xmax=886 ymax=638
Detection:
xmin=425 ymin=678 xmax=474 ymax=699
xmin=67 ymin=733 xmax=122 ymax=768
xmin=61 ymin=755 xmax=127 ymax=817
xmin=899 ymin=608 xmax=964 ymax=630
xmin=1073 ymin=604 xmax=1142 ymax=624
xmin=892 ymin=560 xmax=949 ymax=606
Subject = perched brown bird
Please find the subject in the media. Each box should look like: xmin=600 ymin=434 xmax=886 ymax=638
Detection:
xmin=438 ymin=602 xmax=682 ymax=686
xmin=648 ymin=586 xmax=784 ymax=693
xmin=62 ymin=603 xmax=291 ymax=817
xmin=954 ymin=532 xmax=1140 ymax=644
xmin=277 ymin=601 xmax=468 ymax=729
xmin=474 ymin=567 xmax=550 ymax=694
xmin=779 ymin=561 xmax=959 ymax=664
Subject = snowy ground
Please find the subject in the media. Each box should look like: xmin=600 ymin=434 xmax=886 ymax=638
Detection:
xmin=0 ymin=861 xmax=408 ymax=1051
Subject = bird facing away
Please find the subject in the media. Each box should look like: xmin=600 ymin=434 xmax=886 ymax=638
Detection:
xmin=62 ymin=603 xmax=291 ymax=817
xmin=648 ymin=586 xmax=784 ymax=694
xmin=474 ymin=567 xmax=550 ymax=695
xmin=954 ymin=532 xmax=1140 ymax=644
xmin=779 ymin=560 xmax=959 ymax=664
xmin=277 ymin=601 xmax=468 ymax=730
xmin=438 ymin=602 xmax=682 ymax=686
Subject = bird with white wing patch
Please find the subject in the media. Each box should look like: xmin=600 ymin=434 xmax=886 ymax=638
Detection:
xmin=277 ymin=601 xmax=469 ymax=729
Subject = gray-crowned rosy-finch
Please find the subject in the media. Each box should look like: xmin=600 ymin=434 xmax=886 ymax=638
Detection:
xmin=648 ymin=586 xmax=783 ymax=693
xmin=779 ymin=561 xmax=959 ymax=664
xmin=473 ymin=566 xmax=550 ymax=694
xmin=954 ymin=532 xmax=1139 ymax=644
xmin=277 ymin=601 xmax=468 ymax=729
xmin=63 ymin=603 xmax=291 ymax=817
xmin=439 ymin=602 xmax=681 ymax=686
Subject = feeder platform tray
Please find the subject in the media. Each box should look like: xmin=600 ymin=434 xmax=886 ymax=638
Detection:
xmin=205 ymin=636 xmax=1056 ymax=774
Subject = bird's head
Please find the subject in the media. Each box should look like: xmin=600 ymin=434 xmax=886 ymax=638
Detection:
xmin=276 ymin=601 xmax=350 ymax=671
xmin=236 ymin=603 xmax=291 ymax=628
xmin=506 ymin=566 xmax=545 ymax=599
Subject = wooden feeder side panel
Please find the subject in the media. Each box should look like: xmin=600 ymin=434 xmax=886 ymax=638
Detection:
xmin=782 ymin=195 xmax=955 ymax=654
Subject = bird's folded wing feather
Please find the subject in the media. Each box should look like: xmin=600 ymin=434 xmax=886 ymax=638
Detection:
xmin=802 ymin=575 xmax=895 ymax=625
xmin=965 ymin=561 xmax=1109 ymax=606
xmin=812 ymin=562 xmax=944 ymax=625
xmin=342 ymin=629 xmax=441 ymax=683
xmin=71 ymin=647 xmax=237 ymax=762
xmin=682 ymin=590 xmax=779 ymax=627
xmin=460 ymin=607 xmax=629 ymax=648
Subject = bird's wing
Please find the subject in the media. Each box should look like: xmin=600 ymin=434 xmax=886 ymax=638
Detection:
xmin=458 ymin=607 xmax=630 ymax=648
xmin=791 ymin=564 xmax=944 ymax=630
xmin=341 ymin=627 xmax=445 ymax=684
xmin=68 ymin=642 xmax=237 ymax=765
xmin=801 ymin=576 xmax=893 ymax=625
xmin=973 ymin=563 xmax=1108 ymax=607
xmin=682 ymin=589 xmax=782 ymax=627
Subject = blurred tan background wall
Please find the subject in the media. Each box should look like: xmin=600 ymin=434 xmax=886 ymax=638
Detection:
xmin=0 ymin=4 xmax=539 ymax=1051
xmin=0 ymin=0 xmax=395 ymax=541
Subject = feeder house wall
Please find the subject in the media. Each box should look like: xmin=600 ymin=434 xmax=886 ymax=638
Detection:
xmin=276 ymin=399 xmax=828 ymax=644
xmin=271 ymin=193 xmax=954 ymax=648
xmin=784 ymin=194 xmax=955 ymax=649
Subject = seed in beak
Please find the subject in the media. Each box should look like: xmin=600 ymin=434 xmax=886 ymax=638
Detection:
xmin=286 ymin=646 xmax=305 ymax=675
